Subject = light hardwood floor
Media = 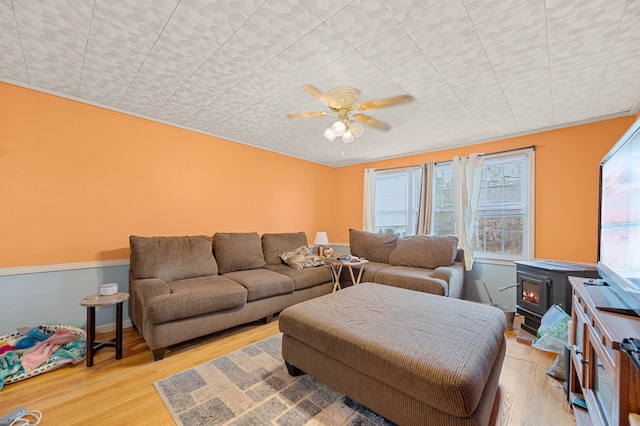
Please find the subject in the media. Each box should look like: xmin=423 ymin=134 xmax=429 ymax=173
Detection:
xmin=1 ymin=315 xmax=575 ymax=425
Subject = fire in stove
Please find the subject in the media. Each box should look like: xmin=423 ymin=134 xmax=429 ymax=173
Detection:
xmin=523 ymin=289 xmax=539 ymax=305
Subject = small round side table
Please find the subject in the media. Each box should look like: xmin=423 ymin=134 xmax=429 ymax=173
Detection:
xmin=79 ymin=292 xmax=129 ymax=367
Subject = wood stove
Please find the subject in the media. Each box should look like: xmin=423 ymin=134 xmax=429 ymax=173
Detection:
xmin=515 ymin=260 xmax=598 ymax=335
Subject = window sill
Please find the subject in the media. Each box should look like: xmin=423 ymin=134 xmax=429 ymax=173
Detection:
xmin=473 ymin=258 xmax=520 ymax=267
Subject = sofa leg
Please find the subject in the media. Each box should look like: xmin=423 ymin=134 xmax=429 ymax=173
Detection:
xmin=262 ymin=314 xmax=274 ymax=324
xmin=285 ymin=361 xmax=304 ymax=376
xmin=152 ymin=347 xmax=167 ymax=361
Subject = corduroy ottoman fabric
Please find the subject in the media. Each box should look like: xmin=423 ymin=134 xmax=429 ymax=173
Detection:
xmin=282 ymin=334 xmax=505 ymax=426
xmin=280 ymin=283 xmax=506 ymax=424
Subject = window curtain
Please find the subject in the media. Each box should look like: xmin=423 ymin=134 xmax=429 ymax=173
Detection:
xmin=417 ymin=162 xmax=433 ymax=235
xmin=452 ymin=154 xmax=484 ymax=271
xmin=362 ymin=168 xmax=376 ymax=232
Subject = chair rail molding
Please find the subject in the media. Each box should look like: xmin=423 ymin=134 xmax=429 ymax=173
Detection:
xmin=0 ymin=259 xmax=129 ymax=277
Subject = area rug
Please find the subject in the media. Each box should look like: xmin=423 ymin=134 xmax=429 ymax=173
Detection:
xmin=154 ymin=334 xmax=395 ymax=426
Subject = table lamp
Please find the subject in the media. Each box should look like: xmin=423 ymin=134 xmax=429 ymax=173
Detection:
xmin=314 ymin=232 xmax=329 ymax=257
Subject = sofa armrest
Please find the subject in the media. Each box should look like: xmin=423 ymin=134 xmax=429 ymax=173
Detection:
xmin=133 ymin=278 xmax=171 ymax=300
xmin=129 ymin=275 xmax=171 ymax=329
xmin=432 ymin=262 xmax=465 ymax=299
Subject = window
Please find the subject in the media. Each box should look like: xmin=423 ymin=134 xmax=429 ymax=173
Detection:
xmin=432 ymin=165 xmax=455 ymax=236
xmin=374 ymin=167 xmax=422 ymax=237
xmin=431 ymin=150 xmax=534 ymax=261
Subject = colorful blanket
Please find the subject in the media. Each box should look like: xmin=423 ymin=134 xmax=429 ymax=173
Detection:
xmin=0 ymin=325 xmax=86 ymax=390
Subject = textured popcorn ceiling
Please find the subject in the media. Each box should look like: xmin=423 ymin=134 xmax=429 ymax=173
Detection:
xmin=1 ymin=0 xmax=638 ymax=167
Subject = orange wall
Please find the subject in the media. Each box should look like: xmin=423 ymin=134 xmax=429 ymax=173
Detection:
xmin=330 ymin=117 xmax=636 ymax=263
xmin=1 ymin=82 xmax=635 ymax=267
xmin=0 ymin=83 xmax=336 ymax=268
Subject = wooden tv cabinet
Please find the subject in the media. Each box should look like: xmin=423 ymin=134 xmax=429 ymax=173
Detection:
xmin=568 ymin=276 xmax=640 ymax=426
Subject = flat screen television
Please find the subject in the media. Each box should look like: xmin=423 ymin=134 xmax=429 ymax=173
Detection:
xmin=590 ymin=117 xmax=640 ymax=317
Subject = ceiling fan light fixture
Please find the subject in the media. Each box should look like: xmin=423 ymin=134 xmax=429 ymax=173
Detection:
xmin=290 ymin=85 xmax=414 ymax=149
xmin=323 ymin=128 xmax=336 ymax=141
xmin=331 ymin=120 xmax=346 ymax=137
xmin=342 ymin=130 xmax=355 ymax=144
xmin=349 ymin=122 xmax=365 ymax=138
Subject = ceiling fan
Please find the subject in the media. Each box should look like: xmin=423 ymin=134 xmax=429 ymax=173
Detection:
xmin=288 ymin=85 xmax=414 ymax=144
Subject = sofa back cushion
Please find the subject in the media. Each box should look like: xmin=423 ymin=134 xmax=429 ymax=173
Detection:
xmin=214 ymin=232 xmax=266 ymax=274
xmin=129 ymin=235 xmax=218 ymax=282
xmin=388 ymin=235 xmax=459 ymax=269
xmin=261 ymin=232 xmax=308 ymax=265
xmin=349 ymin=229 xmax=398 ymax=263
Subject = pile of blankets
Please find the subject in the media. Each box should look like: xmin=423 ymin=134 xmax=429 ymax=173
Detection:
xmin=0 ymin=326 xmax=86 ymax=390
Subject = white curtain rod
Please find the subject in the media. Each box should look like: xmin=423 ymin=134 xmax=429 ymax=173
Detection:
xmin=433 ymin=145 xmax=536 ymax=166
xmin=369 ymin=145 xmax=536 ymax=172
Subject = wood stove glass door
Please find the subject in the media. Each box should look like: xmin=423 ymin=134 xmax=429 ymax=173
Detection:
xmin=518 ymin=272 xmax=550 ymax=314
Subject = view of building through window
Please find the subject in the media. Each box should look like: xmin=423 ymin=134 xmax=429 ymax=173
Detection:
xmin=374 ymin=167 xmax=422 ymax=237
xmin=431 ymin=151 xmax=532 ymax=260
xmin=474 ymin=158 xmax=527 ymax=256
xmin=432 ymin=166 xmax=454 ymax=236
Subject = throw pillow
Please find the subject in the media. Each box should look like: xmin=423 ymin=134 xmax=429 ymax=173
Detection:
xmin=279 ymin=246 xmax=325 ymax=270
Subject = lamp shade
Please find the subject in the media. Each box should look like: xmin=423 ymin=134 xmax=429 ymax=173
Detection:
xmin=341 ymin=131 xmax=355 ymax=143
xmin=331 ymin=120 xmax=346 ymax=136
xmin=314 ymin=232 xmax=329 ymax=245
xmin=323 ymin=128 xmax=336 ymax=141
xmin=350 ymin=121 xmax=365 ymax=138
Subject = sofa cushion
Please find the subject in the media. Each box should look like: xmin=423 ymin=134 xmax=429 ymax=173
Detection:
xmin=349 ymin=229 xmax=397 ymax=263
xmin=374 ymin=266 xmax=449 ymax=296
xmin=214 ymin=232 xmax=266 ymax=274
xmin=222 ymin=269 xmax=294 ymax=302
xmin=388 ymin=235 xmax=458 ymax=269
xmin=145 ymin=275 xmax=246 ymax=324
xmin=279 ymin=246 xmax=325 ymax=270
xmin=341 ymin=261 xmax=393 ymax=284
xmin=130 ymin=235 xmax=218 ymax=283
xmin=261 ymin=232 xmax=308 ymax=265
xmin=263 ymin=264 xmax=332 ymax=291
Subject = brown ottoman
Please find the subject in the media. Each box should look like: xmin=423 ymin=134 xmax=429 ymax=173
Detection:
xmin=279 ymin=282 xmax=506 ymax=426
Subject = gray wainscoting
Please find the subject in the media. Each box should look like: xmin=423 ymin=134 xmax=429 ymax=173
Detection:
xmin=0 ymin=262 xmax=130 ymax=335
xmin=465 ymin=261 xmax=518 ymax=307
xmin=0 ymin=256 xmax=516 ymax=336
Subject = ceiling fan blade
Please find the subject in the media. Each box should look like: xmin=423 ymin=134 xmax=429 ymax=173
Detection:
xmin=354 ymin=114 xmax=391 ymax=131
xmin=288 ymin=111 xmax=328 ymax=119
xmin=357 ymin=94 xmax=414 ymax=111
xmin=301 ymin=84 xmax=336 ymax=107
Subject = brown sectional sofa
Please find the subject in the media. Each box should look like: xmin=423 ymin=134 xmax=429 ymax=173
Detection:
xmin=128 ymin=232 xmax=332 ymax=360
xmin=344 ymin=229 xmax=466 ymax=298
xmin=128 ymin=229 xmax=466 ymax=360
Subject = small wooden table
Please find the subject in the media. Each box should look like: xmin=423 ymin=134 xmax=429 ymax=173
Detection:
xmin=324 ymin=257 xmax=369 ymax=292
xmin=79 ymin=292 xmax=129 ymax=367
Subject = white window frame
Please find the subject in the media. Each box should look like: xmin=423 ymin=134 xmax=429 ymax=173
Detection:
xmin=431 ymin=149 xmax=535 ymax=263
xmin=373 ymin=166 xmax=422 ymax=237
